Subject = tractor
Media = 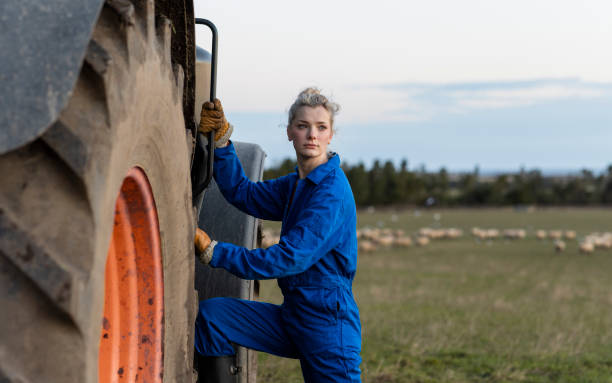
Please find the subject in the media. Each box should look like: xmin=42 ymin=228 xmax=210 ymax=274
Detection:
xmin=0 ymin=1 xmax=263 ymax=382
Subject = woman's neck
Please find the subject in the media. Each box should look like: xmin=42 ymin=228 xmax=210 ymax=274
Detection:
xmin=296 ymin=153 xmax=328 ymax=179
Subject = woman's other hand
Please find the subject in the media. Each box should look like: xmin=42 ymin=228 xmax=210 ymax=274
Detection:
xmin=195 ymin=228 xmax=217 ymax=264
xmin=199 ymin=98 xmax=233 ymax=148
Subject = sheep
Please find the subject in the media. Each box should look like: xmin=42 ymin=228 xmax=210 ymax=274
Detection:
xmin=415 ymin=236 xmax=430 ymax=246
xmin=395 ymin=237 xmax=413 ymax=247
xmin=261 ymin=229 xmax=280 ymax=248
xmin=535 ymin=230 xmax=547 ymax=240
xmin=503 ymin=229 xmax=526 ymax=240
xmin=261 ymin=237 xmax=274 ymax=248
xmin=554 ymin=240 xmax=566 ymax=253
xmin=601 ymin=233 xmax=612 ymax=248
xmin=471 ymin=227 xmax=487 ymax=240
xmin=548 ymin=230 xmax=563 ymax=240
xmin=381 ymin=228 xmax=394 ymax=237
xmin=418 ymin=227 xmax=463 ymax=240
xmin=358 ymin=240 xmax=377 ymax=253
xmin=360 ymin=228 xmax=377 ymax=241
xmin=375 ymin=235 xmax=395 ymax=247
xmin=564 ymin=230 xmax=576 ymax=240
xmin=579 ymin=241 xmax=595 ymax=254
xmin=445 ymin=228 xmax=463 ymax=239
xmin=429 ymin=229 xmax=446 ymax=240
xmin=594 ymin=234 xmax=612 ymax=249
xmin=584 ymin=233 xmax=612 ymax=249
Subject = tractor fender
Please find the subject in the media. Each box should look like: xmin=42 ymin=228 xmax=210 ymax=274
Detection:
xmin=0 ymin=0 xmax=104 ymax=154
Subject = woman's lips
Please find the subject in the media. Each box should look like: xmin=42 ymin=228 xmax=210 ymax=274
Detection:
xmin=305 ymin=144 xmax=317 ymax=148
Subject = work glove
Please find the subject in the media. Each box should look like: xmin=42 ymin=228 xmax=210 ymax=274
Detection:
xmin=195 ymin=228 xmax=217 ymax=265
xmin=199 ymin=98 xmax=233 ymax=148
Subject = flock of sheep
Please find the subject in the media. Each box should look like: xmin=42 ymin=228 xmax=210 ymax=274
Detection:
xmin=260 ymin=227 xmax=421 ymax=252
xmin=260 ymin=227 xmax=612 ymax=255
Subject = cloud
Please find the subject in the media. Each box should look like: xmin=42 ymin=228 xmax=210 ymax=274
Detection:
xmin=340 ymin=78 xmax=612 ymax=124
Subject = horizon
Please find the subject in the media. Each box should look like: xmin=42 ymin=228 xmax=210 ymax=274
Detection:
xmin=263 ymin=156 xmax=611 ymax=177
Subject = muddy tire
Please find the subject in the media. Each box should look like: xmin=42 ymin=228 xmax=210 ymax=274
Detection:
xmin=0 ymin=2 xmax=196 ymax=382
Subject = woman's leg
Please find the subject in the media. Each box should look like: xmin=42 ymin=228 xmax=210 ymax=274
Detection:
xmin=282 ymin=287 xmax=362 ymax=382
xmin=300 ymin=347 xmax=361 ymax=383
xmin=195 ymin=297 xmax=299 ymax=358
xmin=296 ymin=313 xmax=362 ymax=383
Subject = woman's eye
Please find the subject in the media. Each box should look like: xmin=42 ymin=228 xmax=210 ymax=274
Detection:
xmin=297 ymin=124 xmax=306 ymax=129
xmin=318 ymin=125 xmax=328 ymax=130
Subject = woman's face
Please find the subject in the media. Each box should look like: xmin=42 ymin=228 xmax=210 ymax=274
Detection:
xmin=287 ymin=106 xmax=333 ymax=161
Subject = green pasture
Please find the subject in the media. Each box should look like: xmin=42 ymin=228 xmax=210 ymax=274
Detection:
xmin=257 ymin=208 xmax=612 ymax=382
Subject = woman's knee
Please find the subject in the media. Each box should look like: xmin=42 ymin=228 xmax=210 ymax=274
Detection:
xmin=197 ymin=297 xmax=232 ymax=325
xmin=199 ymin=296 xmax=223 ymax=312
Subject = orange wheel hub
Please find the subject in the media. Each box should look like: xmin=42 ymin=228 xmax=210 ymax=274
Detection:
xmin=99 ymin=167 xmax=164 ymax=382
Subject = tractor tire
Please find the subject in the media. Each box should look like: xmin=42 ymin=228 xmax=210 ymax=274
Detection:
xmin=0 ymin=2 xmax=196 ymax=382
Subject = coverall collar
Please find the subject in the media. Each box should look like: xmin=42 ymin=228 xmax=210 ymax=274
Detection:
xmin=295 ymin=152 xmax=340 ymax=185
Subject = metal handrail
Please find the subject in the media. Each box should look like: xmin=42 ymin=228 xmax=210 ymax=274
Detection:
xmin=194 ymin=18 xmax=218 ymax=196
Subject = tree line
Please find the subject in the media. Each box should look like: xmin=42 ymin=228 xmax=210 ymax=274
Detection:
xmin=263 ymin=159 xmax=612 ymax=207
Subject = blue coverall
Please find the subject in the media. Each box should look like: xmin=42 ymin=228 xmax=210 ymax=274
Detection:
xmin=194 ymin=142 xmax=362 ymax=382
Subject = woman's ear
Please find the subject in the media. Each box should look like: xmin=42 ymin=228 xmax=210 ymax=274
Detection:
xmin=287 ymin=126 xmax=293 ymax=142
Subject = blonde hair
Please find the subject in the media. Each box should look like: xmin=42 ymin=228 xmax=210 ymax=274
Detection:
xmin=287 ymin=87 xmax=340 ymax=128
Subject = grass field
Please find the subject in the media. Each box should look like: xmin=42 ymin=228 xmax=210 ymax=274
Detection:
xmin=257 ymin=208 xmax=612 ymax=382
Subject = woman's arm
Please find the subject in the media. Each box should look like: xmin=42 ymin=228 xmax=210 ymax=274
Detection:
xmin=214 ymin=142 xmax=290 ymax=221
xmin=209 ymin=182 xmax=345 ymax=280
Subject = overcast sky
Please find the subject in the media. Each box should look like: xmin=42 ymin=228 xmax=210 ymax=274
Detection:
xmin=194 ymin=1 xmax=612 ymax=173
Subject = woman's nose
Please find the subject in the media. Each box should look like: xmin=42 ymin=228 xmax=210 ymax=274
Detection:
xmin=307 ymin=127 xmax=316 ymax=139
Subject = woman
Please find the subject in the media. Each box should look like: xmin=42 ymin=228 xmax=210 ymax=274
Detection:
xmin=194 ymin=88 xmax=361 ymax=382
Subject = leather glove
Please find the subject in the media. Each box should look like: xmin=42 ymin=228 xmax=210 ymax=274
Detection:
xmin=195 ymin=228 xmax=217 ymax=264
xmin=199 ymin=98 xmax=233 ymax=148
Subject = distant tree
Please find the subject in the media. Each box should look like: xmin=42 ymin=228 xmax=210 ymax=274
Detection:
xmin=433 ymin=167 xmax=450 ymax=204
xmin=382 ymin=161 xmax=399 ymax=204
xmin=264 ymin=157 xmax=609 ymax=207
xmin=601 ymin=165 xmax=612 ymax=204
xmin=368 ymin=160 xmax=385 ymax=205
xmin=345 ymin=163 xmax=369 ymax=205
xmin=489 ymin=175 xmax=509 ymax=205
xmin=525 ymin=170 xmax=544 ymax=204
xmin=560 ymin=178 xmax=590 ymax=205
xmin=458 ymin=170 xmax=478 ymax=204
xmin=396 ymin=159 xmax=413 ymax=204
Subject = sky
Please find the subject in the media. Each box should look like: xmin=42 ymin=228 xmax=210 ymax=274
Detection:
xmin=194 ymin=1 xmax=612 ymax=173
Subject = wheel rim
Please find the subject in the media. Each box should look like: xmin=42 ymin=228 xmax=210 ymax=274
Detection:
xmin=99 ymin=167 xmax=164 ymax=382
